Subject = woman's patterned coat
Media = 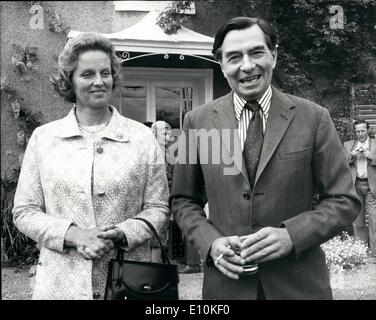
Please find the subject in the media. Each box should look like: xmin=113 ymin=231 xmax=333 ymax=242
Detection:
xmin=13 ymin=106 xmax=170 ymax=299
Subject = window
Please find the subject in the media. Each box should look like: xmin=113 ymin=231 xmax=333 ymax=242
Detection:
xmin=111 ymin=68 xmax=212 ymax=129
xmin=155 ymin=85 xmax=193 ymax=129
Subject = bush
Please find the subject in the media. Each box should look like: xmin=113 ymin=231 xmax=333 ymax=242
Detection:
xmin=321 ymin=232 xmax=369 ymax=273
xmin=1 ymin=90 xmax=42 ymax=267
xmin=1 ymin=173 xmax=39 ymax=267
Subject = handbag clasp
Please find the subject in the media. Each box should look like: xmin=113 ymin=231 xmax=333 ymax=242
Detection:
xmin=143 ymin=284 xmax=152 ymax=291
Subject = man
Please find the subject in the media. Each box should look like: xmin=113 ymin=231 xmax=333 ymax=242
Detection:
xmin=170 ymin=17 xmax=360 ymax=299
xmin=344 ymin=120 xmax=376 ymax=256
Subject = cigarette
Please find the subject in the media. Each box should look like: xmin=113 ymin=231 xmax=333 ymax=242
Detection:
xmin=215 ymin=245 xmax=231 ymax=265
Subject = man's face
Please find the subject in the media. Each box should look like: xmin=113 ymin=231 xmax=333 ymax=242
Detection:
xmin=219 ymin=25 xmax=277 ymax=101
xmin=354 ymin=123 xmax=369 ymax=142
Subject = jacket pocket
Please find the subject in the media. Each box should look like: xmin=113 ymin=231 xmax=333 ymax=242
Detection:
xmin=279 ymin=146 xmax=313 ymax=161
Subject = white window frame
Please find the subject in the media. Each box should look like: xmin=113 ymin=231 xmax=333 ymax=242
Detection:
xmin=118 ymin=67 xmax=213 ymax=125
xmin=151 ymin=80 xmax=198 ymax=128
xmin=113 ymin=1 xmax=195 ymax=14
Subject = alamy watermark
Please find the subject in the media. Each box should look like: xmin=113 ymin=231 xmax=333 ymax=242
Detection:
xmin=156 ymin=128 xmax=243 ymax=176
xmin=329 ymin=5 xmax=344 ymax=30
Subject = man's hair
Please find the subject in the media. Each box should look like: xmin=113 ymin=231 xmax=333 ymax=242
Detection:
xmin=50 ymin=32 xmax=121 ymax=103
xmin=353 ymin=119 xmax=370 ymax=130
xmin=212 ymin=17 xmax=278 ymax=61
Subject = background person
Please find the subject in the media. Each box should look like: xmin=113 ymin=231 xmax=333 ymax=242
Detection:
xmin=151 ymin=121 xmax=202 ymax=272
xmin=170 ymin=16 xmax=360 ymax=299
xmin=12 ymin=32 xmax=170 ymax=300
xmin=149 ymin=120 xmax=173 ymax=262
xmin=344 ymin=119 xmax=376 ymax=256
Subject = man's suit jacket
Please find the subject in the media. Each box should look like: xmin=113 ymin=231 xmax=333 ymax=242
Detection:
xmin=171 ymin=86 xmax=360 ymax=300
xmin=343 ymin=138 xmax=376 ymax=198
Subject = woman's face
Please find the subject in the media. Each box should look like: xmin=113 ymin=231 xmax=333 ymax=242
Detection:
xmin=72 ymin=50 xmax=113 ymax=109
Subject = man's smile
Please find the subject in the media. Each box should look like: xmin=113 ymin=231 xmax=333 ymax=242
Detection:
xmin=239 ymin=75 xmax=261 ymax=84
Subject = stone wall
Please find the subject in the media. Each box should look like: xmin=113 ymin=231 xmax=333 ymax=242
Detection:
xmin=0 ymin=1 xmax=145 ymax=173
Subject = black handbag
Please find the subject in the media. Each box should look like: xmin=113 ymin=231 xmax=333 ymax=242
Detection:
xmin=104 ymin=217 xmax=179 ymax=300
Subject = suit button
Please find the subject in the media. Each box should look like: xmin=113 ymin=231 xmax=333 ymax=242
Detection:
xmin=93 ymin=291 xmax=101 ymax=299
xmin=243 ymin=193 xmax=251 ymax=200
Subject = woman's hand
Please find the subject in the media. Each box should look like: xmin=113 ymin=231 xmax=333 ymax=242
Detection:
xmin=65 ymin=225 xmax=116 ymax=260
xmin=96 ymin=226 xmax=126 ymax=245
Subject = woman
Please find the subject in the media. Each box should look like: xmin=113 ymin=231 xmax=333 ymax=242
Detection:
xmin=12 ymin=33 xmax=170 ymax=300
xmin=151 ymin=121 xmax=173 ymax=189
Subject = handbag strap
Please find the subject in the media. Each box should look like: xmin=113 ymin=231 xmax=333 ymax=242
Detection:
xmin=117 ymin=217 xmax=171 ymax=264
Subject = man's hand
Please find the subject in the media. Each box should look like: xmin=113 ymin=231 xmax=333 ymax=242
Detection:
xmin=351 ymin=149 xmax=360 ymax=158
xmin=363 ymin=149 xmax=373 ymax=160
xmin=210 ymin=236 xmax=246 ymax=280
xmin=239 ymin=227 xmax=293 ymax=264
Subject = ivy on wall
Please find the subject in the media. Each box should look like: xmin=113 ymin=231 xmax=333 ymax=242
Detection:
xmin=1 ymin=76 xmax=43 ymax=266
xmin=47 ymin=9 xmax=67 ymax=34
xmin=29 ymin=1 xmax=69 ymax=34
xmin=1 ymin=1 xmax=72 ymax=265
xmin=156 ymin=1 xmax=192 ymax=34
xmin=11 ymin=45 xmax=38 ymax=82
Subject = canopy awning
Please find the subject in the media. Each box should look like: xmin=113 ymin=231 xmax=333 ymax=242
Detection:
xmin=67 ymin=11 xmax=214 ymax=56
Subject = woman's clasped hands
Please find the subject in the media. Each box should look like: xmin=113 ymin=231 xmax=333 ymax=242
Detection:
xmin=65 ymin=224 xmax=126 ymax=260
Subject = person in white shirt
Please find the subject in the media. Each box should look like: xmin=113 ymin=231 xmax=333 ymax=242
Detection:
xmin=344 ymin=119 xmax=376 ymax=256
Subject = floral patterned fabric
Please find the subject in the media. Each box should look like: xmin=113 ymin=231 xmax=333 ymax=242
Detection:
xmin=12 ymin=106 xmax=170 ymax=300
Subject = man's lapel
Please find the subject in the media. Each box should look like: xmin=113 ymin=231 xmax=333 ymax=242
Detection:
xmin=255 ymin=87 xmax=296 ymax=184
xmin=212 ymin=92 xmax=248 ymax=181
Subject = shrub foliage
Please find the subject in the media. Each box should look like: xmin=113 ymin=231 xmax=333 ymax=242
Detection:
xmin=321 ymin=232 xmax=369 ymax=273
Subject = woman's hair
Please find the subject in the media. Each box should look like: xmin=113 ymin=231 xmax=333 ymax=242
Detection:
xmin=50 ymin=32 xmax=121 ymax=103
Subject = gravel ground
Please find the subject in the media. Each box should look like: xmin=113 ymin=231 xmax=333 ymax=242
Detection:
xmin=2 ymin=256 xmax=376 ymax=300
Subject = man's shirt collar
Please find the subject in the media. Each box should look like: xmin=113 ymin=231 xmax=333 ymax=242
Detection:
xmin=234 ymin=85 xmax=272 ymax=122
